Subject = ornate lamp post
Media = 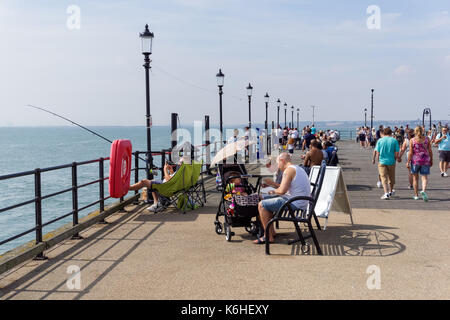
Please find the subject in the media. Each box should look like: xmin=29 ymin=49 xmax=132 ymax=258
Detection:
xmin=370 ymin=89 xmax=374 ymax=130
xmin=423 ymin=108 xmax=432 ymax=131
xmin=216 ymin=69 xmax=225 ymax=146
xmin=140 ymin=24 xmax=154 ymax=179
xmin=296 ymin=108 xmax=300 ymax=129
xmin=264 ymin=92 xmax=269 ymax=153
xmin=284 ymin=102 xmax=287 ymax=128
xmin=291 ymin=106 xmax=294 ymax=128
xmin=247 ymin=83 xmax=253 ymax=128
xmin=364 ymin=108 xmax=367 ymax=127
xmin=276 ymin=99 xmax=281 ymax=128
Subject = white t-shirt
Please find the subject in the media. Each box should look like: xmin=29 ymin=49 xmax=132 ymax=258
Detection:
xmin=285 ymin=165 xmax=311 ymax=210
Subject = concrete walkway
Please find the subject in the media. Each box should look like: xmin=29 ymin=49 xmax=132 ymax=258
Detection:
xmin=0 ymin=141 xmax=449 ymax=300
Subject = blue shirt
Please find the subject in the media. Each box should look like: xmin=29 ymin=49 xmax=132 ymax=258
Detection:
xmin=375 ymin=137 xmax=399 ymax=165
xmin=436 ymin=133 xmax=450 ymax=151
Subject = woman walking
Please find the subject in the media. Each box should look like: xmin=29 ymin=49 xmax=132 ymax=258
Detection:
xmin=406 ymin=126 xmax=433 ymax=201
xmin=398 ymin=129 xmax=414 ymax=189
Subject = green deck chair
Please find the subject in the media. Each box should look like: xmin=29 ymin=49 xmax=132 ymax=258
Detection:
xmin=151 ymin=161 xmax=205 ymax=213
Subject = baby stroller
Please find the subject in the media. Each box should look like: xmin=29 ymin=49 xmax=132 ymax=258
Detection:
xmin=214 ymin=163 xmax=263 ymax=241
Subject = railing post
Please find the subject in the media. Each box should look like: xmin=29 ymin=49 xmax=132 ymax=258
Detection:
xmin=98 ymin=158 xmax=107 ymax=223
xmin=33 ymin=168 xmax=47 ymax=260
xmin=204 ymin=115 xmax=211 ymax=174
xmin=71 ymin=162 xmax=83 ymax=240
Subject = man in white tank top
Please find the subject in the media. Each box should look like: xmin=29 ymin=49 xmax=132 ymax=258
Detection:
xmin=255 ymin=152 xmax=311 ymax=244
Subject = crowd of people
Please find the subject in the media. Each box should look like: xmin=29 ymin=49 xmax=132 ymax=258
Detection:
xmin=364 ymin=122 xmax=449 ymax=201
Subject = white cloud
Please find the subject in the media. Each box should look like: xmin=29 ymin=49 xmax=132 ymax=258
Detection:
xmin=394 ymin=65 xmax=414 ymax=76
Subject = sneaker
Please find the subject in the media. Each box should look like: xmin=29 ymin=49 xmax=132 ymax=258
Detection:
xmin=408 ymin=185 xmax=413 ymax=190
xmin=441 ymin=172 xmax=444 ymax=177
xmin=443 ymin=172 xmax=448 ymax=177
xmin=381 ymin=194 xmax=390 ymax=200
xmin=413 ymin=196 xmax=419 ymax=200
xmin=420 ymin=191 xmax=429 ymax=202
xmin=147 ymin=202 xmax=159 ymax=212
xmin=377 ymin=181 xmax=382 ymax=188
xmin=389 ymin=189 xmax=396 ymax=197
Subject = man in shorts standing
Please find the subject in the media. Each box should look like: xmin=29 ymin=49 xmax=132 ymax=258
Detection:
xmin=435 ymin=126 xmax=449 ymax=177
xmin=372 ymin=127 xmax=399 ymax=200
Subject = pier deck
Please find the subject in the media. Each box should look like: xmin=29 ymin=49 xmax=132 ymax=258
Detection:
xmin=0 ymin=141 xmax=449 ymax=300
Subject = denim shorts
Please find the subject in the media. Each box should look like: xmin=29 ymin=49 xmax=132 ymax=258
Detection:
xmin=410 ymin=164 xmax=430 ymax=175
xmin=261 ymin=195 xmax=299 ymax=213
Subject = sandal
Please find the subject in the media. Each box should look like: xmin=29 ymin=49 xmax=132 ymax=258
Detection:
xmin=253 ymin=237 xmax=274 ymax=244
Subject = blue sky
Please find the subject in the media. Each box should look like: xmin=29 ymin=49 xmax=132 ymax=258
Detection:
xmin=0 ymin=0 xmax=449 ymax=126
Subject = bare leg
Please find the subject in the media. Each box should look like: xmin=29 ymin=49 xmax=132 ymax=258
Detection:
xmin=129 ymin=179 xmax=151 ymax=191
xmin=256 ymin=202 xmax=276 ymax=242
xmin=151 ymin=191 xmax=159 ymax=203
xmin=408 ymin=171 xmax=413 ymax=187
xmin=412 ymin=174 xmax=419 ymax=197
xmin=421 ymin=175 xmax=428 ymax=192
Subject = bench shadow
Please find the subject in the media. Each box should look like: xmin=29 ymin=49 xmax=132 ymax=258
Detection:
xmin=255 ymin=223 xmax=406 ymax=257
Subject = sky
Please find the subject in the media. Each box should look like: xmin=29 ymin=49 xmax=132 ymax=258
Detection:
xmin=0 ymin=0 xmax=449 ymax=127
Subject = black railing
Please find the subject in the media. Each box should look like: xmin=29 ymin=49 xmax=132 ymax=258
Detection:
xmin=0 ymin=157 xmax=115 ymax=257
xmin=0 ymin=146 xmax=214 ymax=257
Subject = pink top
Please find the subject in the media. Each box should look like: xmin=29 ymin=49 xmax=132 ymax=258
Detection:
xmin=411 ymin=137 xmax=430 ymax=166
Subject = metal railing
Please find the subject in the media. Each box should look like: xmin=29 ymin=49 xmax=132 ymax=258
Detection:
xmin=0 ymin=157 xmax=115 ymax=258
xmin=0 ymin=145 xmax=217 ymax=258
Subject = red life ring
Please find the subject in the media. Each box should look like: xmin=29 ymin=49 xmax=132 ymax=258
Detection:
xmin=109 ymin=139 xmax=132 ymax=198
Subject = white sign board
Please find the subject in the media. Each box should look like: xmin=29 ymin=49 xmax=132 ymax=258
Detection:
xmin=309 ymin=166 xmax=354 ymax=229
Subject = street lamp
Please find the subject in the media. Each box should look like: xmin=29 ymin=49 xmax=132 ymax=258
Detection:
xmin=423 ymin=108 xmax=432 ymax=130
xmin=247 ymin=83 xmax=253 ymax=128
xmin=264 ymin=92 xmax=269 ymax=153
xmin=140 ymin=24 xmax=154 ymax=179
xmin=284 ymin=102 xmax=287 ymax=128
xmin=216 ymin=69 xmax=225 ymax=145
xmin=276 ymin=99 xmax=281 ymax=128
xmin=291 ymin=106 xmax=294 ymax=129
xmin=296 ymin=108 xmax=300 ymax=129
xmin=364 ymin=108 xmax=367 ymax=127
xmin=311 ymin=105 xmax=316 ymax=127
xmin=370 ymin=89 xmax=374 ymax=130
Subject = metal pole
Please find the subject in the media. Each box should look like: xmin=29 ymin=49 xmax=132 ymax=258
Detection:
xmin=71 ymin=162 xmax=82 ymax=240
xmin=248 ymin=96 xmax=252 ymax=128
xmin=144 ymin=53 xmax=152 ymax=180
xmin=291 ymin=107 xmax=294 ymax=128
xmin=284 ymin=108 xmax=287 ymax=128
xmin=171 ymin=113 xmax=178 ymax=150
xmin=219 ymin=86 xmax=224 ymax=146
xmin=277 ymin=106 xmax=280 ymax=128
xmin=371 ymin=89 xmax=374 ymax=130
xmin=297 ymin=111 xmax=299 ymax=129
xmin=364 ymin=109 xmax=367 ymax=127
xmin=205 ymin=115 xmax=211 ymax=173
xmin=33 ymin=168 xmax=46 ymax=260
xmin=265 ymin=101 xmax=268 ymax=153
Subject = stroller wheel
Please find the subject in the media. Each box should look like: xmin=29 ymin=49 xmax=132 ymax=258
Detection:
xmin=215 ymin=222 xmax=223 ymax=235
xmin=245 ymin=222 xmax=259 ymax=235
xmin=301 ymin=243 xmax=310 ymax=254
xmin=225 ymin=225 xmax=232 ymax=241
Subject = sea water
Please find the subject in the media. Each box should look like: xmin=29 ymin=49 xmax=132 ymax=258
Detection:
xmin=0 ymin=124 xmax=358 ymax=254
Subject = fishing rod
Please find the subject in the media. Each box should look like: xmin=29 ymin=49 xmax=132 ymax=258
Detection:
xmin=26 ymin=104 xmax=158 ymax=170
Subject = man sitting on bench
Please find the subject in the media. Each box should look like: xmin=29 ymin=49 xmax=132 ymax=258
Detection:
xmin=255 ymin=152 xmax=311 ymax=244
